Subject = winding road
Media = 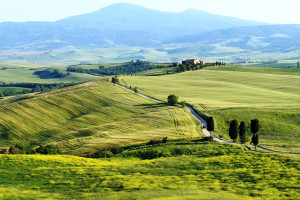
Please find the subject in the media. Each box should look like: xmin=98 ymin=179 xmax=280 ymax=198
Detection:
xmin=112 ymin=80 xmax=271 ymax=151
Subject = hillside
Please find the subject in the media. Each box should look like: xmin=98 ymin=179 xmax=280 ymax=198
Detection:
xmin=122 ymin=66 xmax=300 ymax=155
xmin=168 ymin=24 xmax=300 ymax=52
xmin=0 ymin=78 xmax=199 ymax=155
xmin=0 ymin=141 xmax=299 ymax=199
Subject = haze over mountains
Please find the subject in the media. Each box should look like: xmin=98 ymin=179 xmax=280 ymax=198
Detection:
xmin=0 ymin=3 xmax=299 ymax=63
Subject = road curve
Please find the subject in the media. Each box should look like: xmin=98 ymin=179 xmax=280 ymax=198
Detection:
xmin=112 ymin=79 xmax=271 ymax=151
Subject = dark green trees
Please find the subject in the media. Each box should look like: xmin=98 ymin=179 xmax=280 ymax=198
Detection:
xmin=251 ymin=134 xmax=259 ymax=150
xmin=133 ymin=87 xmax=138 ymax=94
xmin=167 ymin=95 xmax=178 ymax=106
xmin=207 ymin=117 xmax=214 ymax=132
xmin=251 ymin=119 xmax=259 ymax=150
xmin=229 ymin=120 xmax=238 ymax=142
xmin=111 ymin=76 xmax=119 ymax=84
xmin=207 ymin=117 xmax=214 ymax=139
xmin=297 ymin=61 xmax=300 ymax=68
xmin=239 ymin=121 xmax=246 ymax=144
xmin=251 ymin=119 xmax=259 ymax=134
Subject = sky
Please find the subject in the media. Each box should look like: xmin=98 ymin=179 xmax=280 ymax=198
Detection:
xmin=0 ymin=0 xmax=299 ymax=24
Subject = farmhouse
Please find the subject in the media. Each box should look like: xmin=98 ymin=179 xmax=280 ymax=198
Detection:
xmin=182 ymin=59 xmax=205 ymax=65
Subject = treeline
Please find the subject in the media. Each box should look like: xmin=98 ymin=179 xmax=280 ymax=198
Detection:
xmin=0 ymin=82 xmax=72 ymax=97
xmin=33 ymin=69 xmax=69 ymax=79
xmin=67 ymin=60 xmax=157 ymax=75
xmin=1 ymin=144 xmax=61 ymax=155
xmin=0 ymin=88 xmax=23 ymax=97
xmin=178 ymin=61 xmax=226 ymax=72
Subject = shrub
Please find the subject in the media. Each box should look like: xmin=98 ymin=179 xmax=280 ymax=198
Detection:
xmin=180 ymin=101 xmax=187 ymax=108
xmin=36 ymin=145 xmax=61 ymax=155
xmin=167 ymin=95 xmax=178 ymax=106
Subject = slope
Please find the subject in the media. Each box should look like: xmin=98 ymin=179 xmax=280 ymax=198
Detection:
xmin=169 ymin=24 xmax=300 ymax=52
xmin=0 ymin=141 xmax=299 ymax=199
xmin=0 ymin=78 xmax=200 ymax=155
xmin=121 ymin=66 xmax=300 ymax=154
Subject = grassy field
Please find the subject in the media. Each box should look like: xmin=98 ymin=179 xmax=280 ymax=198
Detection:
xmin=0 ymin=78 xmax=199 ymax=155
xmin=122 ymin=66 xmax=300 ymax=154
xmin=0 ymin=141 xmax=299 ymax=199
xmin=0 ymin=68 xmax=98 ymax=84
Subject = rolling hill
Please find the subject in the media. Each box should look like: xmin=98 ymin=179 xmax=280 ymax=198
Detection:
xmin=122 ymin=66 xmax=300 ymax=154
xmin=0 ymin=78 xmax=199 ymax=155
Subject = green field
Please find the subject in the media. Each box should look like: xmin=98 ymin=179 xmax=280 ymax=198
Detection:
xmin=0 ymin=78 xmax=199 ymax=154
xmin=122 ymin=66 xmax=300 ymax=154
xmin=0 ymin=68 xmax=98 ymax=84
xmin=0 ymin=141 xmax=299 ymax=199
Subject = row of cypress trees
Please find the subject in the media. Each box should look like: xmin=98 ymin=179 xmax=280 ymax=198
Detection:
xmin=206 ymin=117 xmax=259 ymax=149
xmin=229 ymin=119 xmax=259 ymax=148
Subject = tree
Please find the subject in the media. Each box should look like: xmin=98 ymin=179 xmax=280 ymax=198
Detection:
xmin=250 ymin=119 xmax=260 ymax=150
xmin=229 ymin=120 xmax=238 ymax=142
xmin=111 ymin=76 xmax=119 ymax=84
xmin=167 ymin=94 xmax=178 ymax=106
xmin=180 ymin=101 xmax=187 ymax=108
xmin=297 ymin=61 xmax=300 ymax=68
xmin=133 ymin=87 xmax=138 ymax=94
xmin=239 ymin=121 xmax=246 ymax=144
xmin=207 ymin=117 xmax=214 ymax=139
xmin=251 ymin=134 xmax=259 ymax=150
xmin=251 ymin=119 xmax=259 ymax=134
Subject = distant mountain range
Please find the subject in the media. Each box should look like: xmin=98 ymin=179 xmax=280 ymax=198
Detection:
xmin=168 ymin=24 xmax=300 ymax=53
xmin=0 ymin=3 xmax=264 ymax=51
xmin=0 ymin=3 xmax=299 ymax=63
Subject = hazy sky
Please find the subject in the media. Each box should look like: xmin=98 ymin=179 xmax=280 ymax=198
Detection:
xmin=0 ymin=0 xmax=299 ymax=24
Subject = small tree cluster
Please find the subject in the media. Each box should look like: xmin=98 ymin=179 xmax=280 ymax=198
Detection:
xmin=36 ymin=145 xmax=61 ymax=155
xmin=227 ymin=119 xmax=259 ymax=148
xmin=146 ymin=137 xmax=168 ymax=145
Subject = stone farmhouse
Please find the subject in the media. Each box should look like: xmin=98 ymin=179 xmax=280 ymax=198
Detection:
xmin=182 ymin=59 xmax=205 ymax=65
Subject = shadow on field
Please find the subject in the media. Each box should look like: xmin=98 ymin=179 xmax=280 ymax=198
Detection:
xmin=135 ymin=103 xmax=165 ymax=109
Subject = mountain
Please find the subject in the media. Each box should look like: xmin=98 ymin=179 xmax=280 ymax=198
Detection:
xmin=168 ymin=24 xmax=300 ymax=52
xmin=0 ymin=3 xmax=265 ymax=51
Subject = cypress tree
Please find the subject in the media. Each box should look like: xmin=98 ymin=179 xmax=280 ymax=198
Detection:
xmin=207 ymin=117 xmax=214 ymax=139
xmin=251 ymin=119 xmax=259 ymax=134
xmin=239 ymin=121 xmax=246 ymax=144
xmin=229 ymin=120 xmax=238 ymax=142
xmin=251 ymin=133 xmax=259 ymax=150
xmin=250 ymin=119 xmax=260 ymax=150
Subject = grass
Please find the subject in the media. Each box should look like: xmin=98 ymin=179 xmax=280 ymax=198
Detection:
xmin=0 ymin=87 xmax=28 ymax=93
xmin=0 ymin=68 xmax=99 ymax=84
xmin=135 ymin=66 xmax=178 ymax=76
xmin=121 ymin=66 xmax=300 ymax=154
xmin=0 ymin=78 xmax=200 ymax=154
xmin=0 ymin=141 xmax=299 ymax=199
